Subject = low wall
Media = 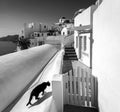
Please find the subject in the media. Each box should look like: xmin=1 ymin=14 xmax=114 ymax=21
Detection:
xmin=52 ymin=49 xmax=64 ymax=112
xmin=0 ymin=44 xmax=58 ymax=112
xmin=52 ymin=75 xmax=63 ymax=112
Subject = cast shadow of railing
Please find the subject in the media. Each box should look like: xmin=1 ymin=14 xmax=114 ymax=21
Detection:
xmin=29 ymin=91 xmax=52 ymax=108
xmin=62 ymin=61 xmax=99 ymax=110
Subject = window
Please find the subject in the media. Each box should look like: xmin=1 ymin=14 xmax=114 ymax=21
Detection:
xmin=76 ymin=81 xmax=78 ymax=94
xmin=79 ymin=36 xmax=82 ymax=59
xmin=44 ymin=25 xmax=46 ymax=28
xmin=39 ymin=41 xmax=42 ymax=45
xmin=68 ymin=31 xmax=70 ymax=35
xmin=76 ymin=36 xmax=78 ymax=48
xmin=84 ymin=36 xmax=87 ymax=51
xmin=37 ymin=33 xmax=40 ymax=37
xmin=31 ymin=34 xmax=34 ymax=37
xmin=34 ymin=32 xmax=37 ymax=37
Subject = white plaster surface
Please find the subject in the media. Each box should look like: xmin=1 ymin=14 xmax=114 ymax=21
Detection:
xmin=93 ymin=0 xmax=120 ymax=112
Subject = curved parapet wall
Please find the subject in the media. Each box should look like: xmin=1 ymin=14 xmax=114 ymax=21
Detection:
xmin=0 ymin=44 xmax=58 ymax=112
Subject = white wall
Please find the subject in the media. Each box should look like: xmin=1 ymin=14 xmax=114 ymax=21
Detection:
xmin=61 ymin=27 xmax=68 ymax=36
xmin=61 ymin=23 xmax=74 ymax=36
xmin=52 ymin=75 xmax=63 ymax=112
xmin=74 ymin=7 xmax=91 ymax=27
xmin=74 ymin=7 xmax=92 ymax=67
xmin=93 ymin=0 xmax=120 ymax=112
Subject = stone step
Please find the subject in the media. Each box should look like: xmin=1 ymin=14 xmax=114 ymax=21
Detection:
xmin=65 ymin=52 xmax=76 ymax=55
xmin=65 ymin=51 xmax=75 ymax=53
xmin=65 ymin=47 xmax=74 ymax=49
xmin=64 ymin=54 xmax=77 ymax=56
xmin=65 ymin=48 xmax=75 ymax=51
xmin=64 ymin=47 xmax=77 ymax=60
xmin=64 ymin=56 xmax=77 ymax=59
xmin=63 ymin=57 xmax=78 ymax=60
xmin=64 ymin=59 xmax=78 ymax=61
xmin=65 ymin=54 xmax=77 ymax=57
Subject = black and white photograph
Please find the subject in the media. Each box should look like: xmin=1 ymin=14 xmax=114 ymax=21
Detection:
xmin=0 ymin=0 xmax=119 ymax=112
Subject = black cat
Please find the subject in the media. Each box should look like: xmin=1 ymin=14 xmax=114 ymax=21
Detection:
xmin=26 ymin=81 xmax=50 ymax=106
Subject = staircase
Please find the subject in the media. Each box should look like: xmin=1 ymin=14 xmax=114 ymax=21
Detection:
xmin=63 ymin=47 xmax=78 ymax=60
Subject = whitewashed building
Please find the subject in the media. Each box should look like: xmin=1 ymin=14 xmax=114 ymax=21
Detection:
xmin=74 ymin=5 xmax=97 ymax=68
xmin=21 ymin=22 xmax=50 ymax=47
xmin=61 ymin=25 xmax=74 ymax=36
xmin=60 ymin=18 xmax=74 ymax=36
xmin=23 ymin=22 xmax=50 ymax=38
xmin=30 ymin=31 xmax=47 ymax=47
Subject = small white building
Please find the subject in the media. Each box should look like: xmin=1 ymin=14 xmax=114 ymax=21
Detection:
xmin=61 ymin=27 xmax=73 ymax=36
xmin=23 ymin=22 xmax=50 ymax=38
xmin=30 ymin=31 xmax=48 ymax=47
xmin=21 ymin=22 xmax=50 ymax=47
xmin=61 ymin=20 xmax=74 ymax=36
xmin=61 ymin=27 xmax=68 ymax=36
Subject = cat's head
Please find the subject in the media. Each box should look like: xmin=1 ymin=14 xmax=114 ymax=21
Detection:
xmin=46 ymin=81 xmax=50 ymax=86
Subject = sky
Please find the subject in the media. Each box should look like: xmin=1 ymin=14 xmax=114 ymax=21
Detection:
xmin=0 ymin=0 xmax=96 ymax=37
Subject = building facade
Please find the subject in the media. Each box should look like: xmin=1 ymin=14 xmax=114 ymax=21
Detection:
xmin=58 ymin=17 xmax=74 ymax=36
xmin=61 ymin=24 xmax=74 ymax=36
xmin=23 ymin=22 xmax=49 ymax=38
xmin=21 ymin=22 xmax=50 ymax=47
xmin=74 ymin=5 xmax=97 ymax=68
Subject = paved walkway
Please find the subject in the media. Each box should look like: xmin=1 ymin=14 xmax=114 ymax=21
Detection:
xmin=10 ymin=50 xmax=63 ymax=112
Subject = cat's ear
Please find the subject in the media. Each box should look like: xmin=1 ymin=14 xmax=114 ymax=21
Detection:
xmin=47 ymin=81 xmax=50 ymax=85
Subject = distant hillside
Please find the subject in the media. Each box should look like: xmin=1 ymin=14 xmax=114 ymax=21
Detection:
xmin=0 ymin=41 xmax=17 ymax=56
xmin=0 ymin=35 xmax=19 ymax=43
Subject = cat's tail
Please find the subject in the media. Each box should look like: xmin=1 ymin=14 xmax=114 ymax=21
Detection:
xmin=26 ymin=94 xmax=32 ymax=106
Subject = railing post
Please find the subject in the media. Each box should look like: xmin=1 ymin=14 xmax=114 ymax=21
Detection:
xmin=52 ymin=74 xmax=63 ymax=112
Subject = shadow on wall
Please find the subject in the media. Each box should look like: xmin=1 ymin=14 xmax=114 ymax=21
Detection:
xmin=62 ymin=61 xmax=99 ymax=111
